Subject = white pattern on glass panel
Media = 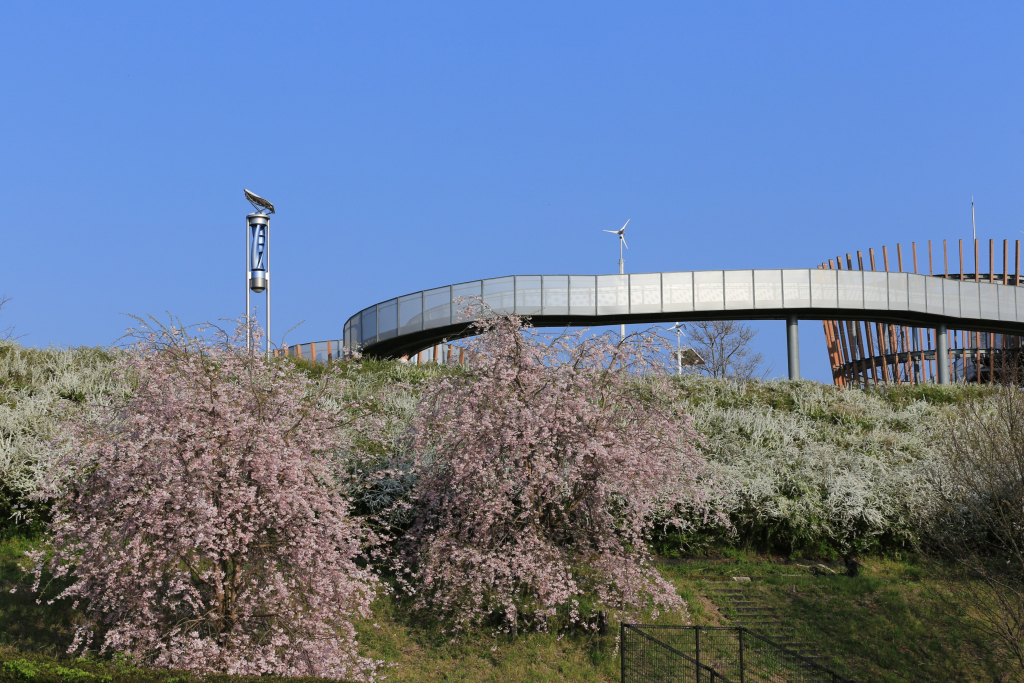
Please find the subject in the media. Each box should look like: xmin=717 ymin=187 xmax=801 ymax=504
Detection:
xmin=569 ymin=276 xmax=596 ymax=315
xmin=724 ymin=271 xmax=754 ymax=310
xmin=810 ymin=269 xmax=838 ymax=308
xmin=597 ymin=275 xmax=629 ymax=315
xmin=629 ymin=273 xmax=662 ymax=313
xmin=782 ymin=270 xmax=810 ymax=308
xmin=694 ymin=271 xmax=724 ymax=311
xmin=662 ymin=272 xmax=693 ymax=312
xmin=542 ymin=276 xmax=569 ymax=315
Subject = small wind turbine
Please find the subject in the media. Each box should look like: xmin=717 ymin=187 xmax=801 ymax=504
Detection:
xmin=603 ymin=219 xmax=630 ymax=340
xmin=603 ymin=219 xmax=629 ymax=274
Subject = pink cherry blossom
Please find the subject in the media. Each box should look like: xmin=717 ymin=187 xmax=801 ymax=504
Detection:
xmin=392 ymin=315 xmax=719 ymax=634
xmin=30 ymin=321 xmax=381 ymax=680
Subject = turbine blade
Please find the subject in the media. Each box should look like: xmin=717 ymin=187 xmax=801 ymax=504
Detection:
xmin=621 ymin=219 xmax=630 ymax=230
xmin=603 ymin=230 xmax=618 ymax=234
xmin=621 ymin=237 xmax=628 ymax=249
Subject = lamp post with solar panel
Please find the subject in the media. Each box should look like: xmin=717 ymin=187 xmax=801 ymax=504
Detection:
xmin=244 ymin=189 xmax=274 ymax=356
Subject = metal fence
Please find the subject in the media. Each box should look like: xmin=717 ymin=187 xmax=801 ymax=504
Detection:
xmin=621 ymin=625 xmax=856 ymax=683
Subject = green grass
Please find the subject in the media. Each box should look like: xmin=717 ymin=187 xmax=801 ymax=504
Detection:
xmin=0 ymin=535 xmax=628 ymax=683
xmin=4 ymin=536 xmax=1019 ymax=682
xmin=657 ymin=551 xmax=1018 ymax=683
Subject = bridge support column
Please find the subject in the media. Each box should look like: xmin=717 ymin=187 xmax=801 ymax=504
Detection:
xmin=936 ymin=323 xmax=949 ymax=385
xmin=787 ymin=314 xmax=800 ymax=380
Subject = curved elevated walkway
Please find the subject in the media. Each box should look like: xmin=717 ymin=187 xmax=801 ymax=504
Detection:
xmin=338 ymin=269 xmax=1024 ymax=359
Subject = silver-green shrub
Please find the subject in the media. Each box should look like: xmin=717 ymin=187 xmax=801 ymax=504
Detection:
xmin=668 ymin=376 xmax=986 ymax=556
xmin=0 ymin=341 xmax=129 ymax=527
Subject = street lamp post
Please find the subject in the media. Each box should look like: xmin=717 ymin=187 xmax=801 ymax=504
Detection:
xmin=244 ymin=190 xmax=275 ymax=356
xmin=669 ymin=322 xmax=685 ymax=375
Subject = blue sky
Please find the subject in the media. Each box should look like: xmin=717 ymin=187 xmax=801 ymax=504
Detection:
xmin=2 ymin=2 xmax=1022 ymax=382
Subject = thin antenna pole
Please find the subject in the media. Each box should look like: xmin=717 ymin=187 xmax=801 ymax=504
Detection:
xmin=972 ymin=196 xmax=976 ymax=241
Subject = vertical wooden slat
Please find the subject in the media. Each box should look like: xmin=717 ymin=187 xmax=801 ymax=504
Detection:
xmin=821 ymin=262 xmax=845 ymax=387
xmin=1016 ymin=240 xmax=1021 ymax=286
xmin=867 ymin=249 xmax=892 ymax=385
xmin=846 ymin=254 xmax=866 ymax=387
xmin=990 ymin=239 xmax=995 ymax=283
xmin=960 ymin=239 xmax=965 ymax=280
xmin=928 ymin=241 xmax=934 ymax=275
xmin=1004 ymin=239 xmax=1009 ymax=285
xmin=820 ymin=265 xmax=844 ymax=387
xmin=835 ymin=257 xmax=854 ymax=386
xmin=857 ymin=251 xmax=880 ymax=386
xmin=944 ymin=239 xmax=949 ymax=277
xmin=910 ymin=247 xmax=931 ymax=382
xmin=897 ymin=243 xmax=904 ymax=272
xmin=975 ymin=239 xmax=980 ymax=282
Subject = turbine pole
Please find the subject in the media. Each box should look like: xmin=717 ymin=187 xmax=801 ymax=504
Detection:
xmin=619 ymin=238 xmax=625 ymax=341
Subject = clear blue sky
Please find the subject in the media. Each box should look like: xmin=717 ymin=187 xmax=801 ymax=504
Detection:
xmin=2 ymin=2 xmax=1022 ymax=382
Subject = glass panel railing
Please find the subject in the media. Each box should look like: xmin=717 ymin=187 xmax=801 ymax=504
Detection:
xmin=887 ymin=272 xmax=909 ymax=311
xmin=980 ymin=283 xmax=999 ymax=320
xmin=863 ymin=271 xmax=888 ymax=311
xmin=662 ymin=272 xmax=693 ymax=313
xmin=837 ymin=270 xmax=863 ymax=308
xmin=483 ymin=276 xmax=515 ymax=315
xmin=542 ymin=275 xmax=569 ymax=315
xmin=926 ymin=276 xmax=944 ymax=315
xmin=754 ymin=270 xmax=783 ymax=309
xmin=515 ymin=276 xmax=542 ymax=315
xmin=423 ymin=287 xmax=452 ymax=329
xmin=724 ymin=270 xmax=753 ymax=310
xmin=399 ymin=293 xmax=423 ymax=336
xmin=782 ymin=269 xmax=810 ymax=308
xmin=810 ymin=269 xmax=838 ymax=308
xmin=569 ymin=275 xmax=596 ymax=315
xmin=961 ymin=281 xmax=981 ymax=318
xmin=596 ymin=274 xmax=628 ymax=315
xmin=360 ymin=306 xmax=377 ymax=345
xmin=694 ymin=271 xmax=723 ymax=311
xmin=943 ymin=278 xmax=961 ymax=317
xmin=377 ymin=299 xmax=398 ymax=340
xmin=908 ymin=274 xmax=926 ymax=312
xmin=999 ymin=284 xmax=1016 ymax=322
xmin=452 ymin=281 xmax=483 ymax=323
xmin=630 ymin=273 xmax=661 ymax=313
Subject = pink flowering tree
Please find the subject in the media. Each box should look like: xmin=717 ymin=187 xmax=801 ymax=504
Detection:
xmin=30 ymin=321 xmax=381 ymax=680
xmin=396 ymin=315 xmax=716 ymax=634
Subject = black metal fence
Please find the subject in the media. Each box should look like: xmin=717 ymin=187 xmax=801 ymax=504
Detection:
xmin=621 ymin=624 xmax=856 ymax=683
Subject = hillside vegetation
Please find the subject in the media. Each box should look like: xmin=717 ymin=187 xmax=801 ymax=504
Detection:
xmin=0 ymin=337 xmax=1015 ymax=682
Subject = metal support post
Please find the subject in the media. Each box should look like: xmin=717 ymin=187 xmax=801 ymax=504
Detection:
xmin=936 ymin=323 xmax=949 ymax=385
xmin=787 ymin=314 xmax=801 ymax=380
xmin=266 ymin=220 xmax=271 ymax=358
xmin=738 ymin=627 xmax=745 ymax=683
xmin=245 ymin=216 xmax=251 ymax=351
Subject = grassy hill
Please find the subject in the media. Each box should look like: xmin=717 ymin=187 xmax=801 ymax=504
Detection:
xmin=0 ymin=345 xmax=1015 ymax=682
